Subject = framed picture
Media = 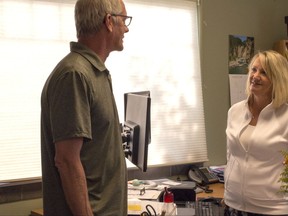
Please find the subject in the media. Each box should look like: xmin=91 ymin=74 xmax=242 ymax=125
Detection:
xmin=228 ymin=35 xmax=254 ymax=74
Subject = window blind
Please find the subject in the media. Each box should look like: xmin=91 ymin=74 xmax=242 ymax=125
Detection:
xmin=0 ymin=0 xmax=76 ymax=181
xmin=0 ymin=0 xmax=207 ymax=182
xmin=109 ymin=0 xmax=208 ymax=167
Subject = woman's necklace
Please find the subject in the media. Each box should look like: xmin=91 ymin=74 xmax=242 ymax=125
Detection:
xmin=249 ymin=104 xmax=256 ymax=119
xmin=249 ymin=96 xmax=272 ymax=122
xmin=248 ymin=101 xmax=259 ymax=124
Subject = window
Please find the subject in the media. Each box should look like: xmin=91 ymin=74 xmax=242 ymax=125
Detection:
xmin=0 ymin=0 xmax=207 ymax=181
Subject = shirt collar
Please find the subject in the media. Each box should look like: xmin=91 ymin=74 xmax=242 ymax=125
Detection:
xmin=70 ymin=41 xmax=107 ymax=73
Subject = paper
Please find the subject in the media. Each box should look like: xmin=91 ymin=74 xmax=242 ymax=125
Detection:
xmin=128 ymin=199 xmax=177 ymax=216
xmin=128 ymin=188 xmax=163 ymax=200
xmin=162 ymin=180 xmax=181 ymax=186
xmin=229 ymin=74 xmax=247 ymax=106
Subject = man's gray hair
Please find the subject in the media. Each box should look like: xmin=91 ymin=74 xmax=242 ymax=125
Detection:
xmin=75 ymin=0 xmax=122 ymax=37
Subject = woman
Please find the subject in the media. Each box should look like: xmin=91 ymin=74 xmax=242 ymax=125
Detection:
xmin=225 ymin=50 xmax=288 ymax=215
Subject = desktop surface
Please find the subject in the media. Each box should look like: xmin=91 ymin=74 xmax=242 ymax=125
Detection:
xmin=31 ymin=183 xmax=224 ymax=216
xmin=196 ymin=183 xmax=224 ymax=199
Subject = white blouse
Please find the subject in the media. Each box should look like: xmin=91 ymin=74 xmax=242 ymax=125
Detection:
xmin=239 ymin=125 xmax=255 ymax=151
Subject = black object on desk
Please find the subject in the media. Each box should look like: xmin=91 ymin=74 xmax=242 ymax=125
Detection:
xmin=196 ymin=198 xmax=225 ymax=216
xmin=177 ymin=199 xmax=225 ymax=216
xmin=158 ymin=182 xmax=196 ymax=207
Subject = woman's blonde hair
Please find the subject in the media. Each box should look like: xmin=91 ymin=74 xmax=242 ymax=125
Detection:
xmin=75 ymin=0 xmax=122 ymax=38
xmin=246 ymin=50 xmax=288 ymax=108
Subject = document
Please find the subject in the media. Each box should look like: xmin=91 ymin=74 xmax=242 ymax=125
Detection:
xmin=128 ymin=199 xmax=177 ymax=216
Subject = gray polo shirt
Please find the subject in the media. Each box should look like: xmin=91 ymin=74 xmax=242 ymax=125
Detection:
xmin=41 ymin=42 xmax=127 ymax=216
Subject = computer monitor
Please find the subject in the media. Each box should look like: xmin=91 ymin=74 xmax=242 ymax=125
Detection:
xmin=123 ymin=91 xmax=151 ymax=172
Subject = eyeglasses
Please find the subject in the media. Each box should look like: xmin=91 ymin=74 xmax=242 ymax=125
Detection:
xmin=111 ymin=14 xmax=132 ymax=27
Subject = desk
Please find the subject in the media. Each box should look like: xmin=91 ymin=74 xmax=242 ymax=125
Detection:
xmin=30 ymin=183 xmax=225 ymax=216
xmin=196 ymin=183 xmax=224 ymax=199
xmin=30 ymin=209 xmax=43 ymax=216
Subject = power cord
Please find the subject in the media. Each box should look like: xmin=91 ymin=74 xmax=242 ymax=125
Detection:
xmin=196 ymin=184 xmax=214 ymax=193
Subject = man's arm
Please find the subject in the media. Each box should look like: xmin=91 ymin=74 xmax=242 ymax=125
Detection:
xmin=55 ymin=138 xmax=93 ymax=216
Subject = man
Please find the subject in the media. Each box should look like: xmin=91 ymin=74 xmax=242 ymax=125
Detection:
xmin=41 ymin=0 xmax=132 ymax=215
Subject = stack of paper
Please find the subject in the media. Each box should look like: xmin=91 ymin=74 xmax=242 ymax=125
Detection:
xmin=209 ymin=165 xmax=226 ymax=183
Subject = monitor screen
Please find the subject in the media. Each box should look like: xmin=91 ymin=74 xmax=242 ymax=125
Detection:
xmin=123 ymin=91 xmax=151 ymax=172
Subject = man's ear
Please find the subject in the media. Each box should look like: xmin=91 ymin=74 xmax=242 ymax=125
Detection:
xmin=104 ymin=14 xmax=113 ymax=32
